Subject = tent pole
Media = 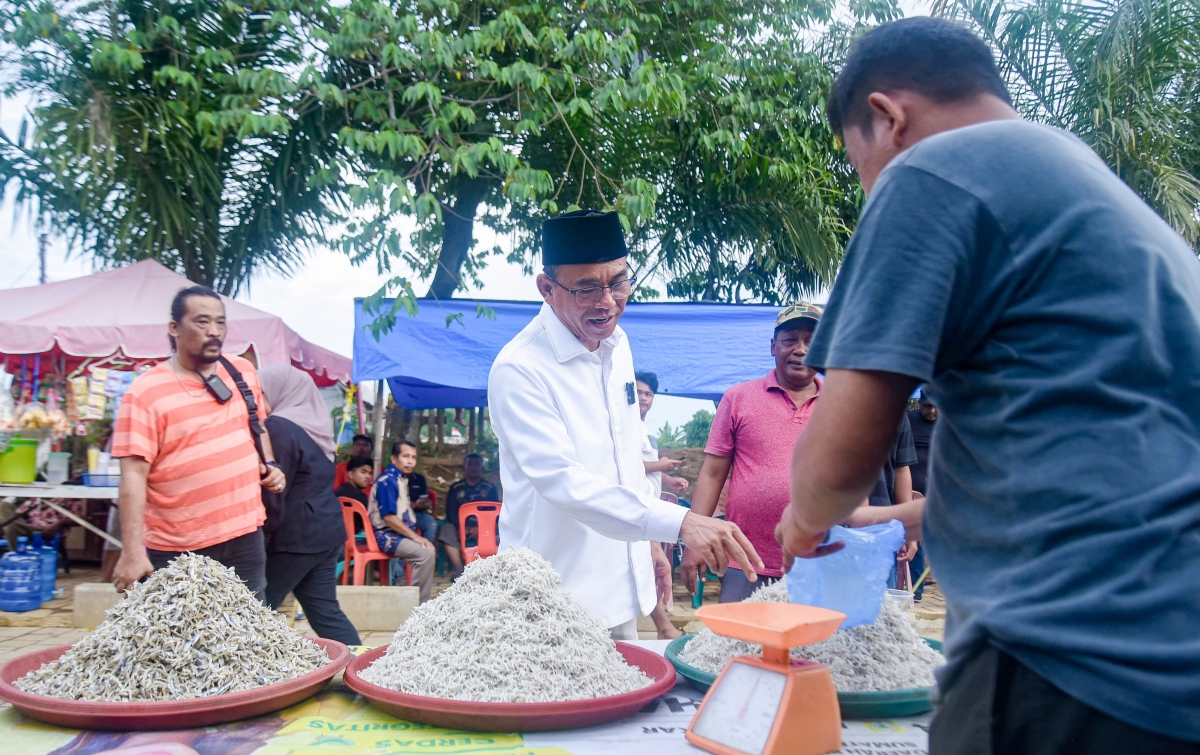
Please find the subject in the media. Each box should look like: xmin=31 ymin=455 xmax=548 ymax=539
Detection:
xmin=467 ymin=408 xmax=476 ymax=452
xmin=372 ymin=380 xmax=387 ymax=473
xmin=356 ymin=384 xmax=367 ymax=437
xmin=436 ymin=409 xmax=444 ymax=455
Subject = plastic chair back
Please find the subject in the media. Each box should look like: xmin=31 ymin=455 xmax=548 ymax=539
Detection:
xmin=338 ymin=496 xmax=396 ymax=586
xmin=458 ymin=501 xmax=501 ymax=565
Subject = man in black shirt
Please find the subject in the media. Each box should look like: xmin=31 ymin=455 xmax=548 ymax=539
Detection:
xmin=437 ymin=453 xmax=500 ymax=577
xmin=868 ymin=414 xmax=917 ymax=506
xmin=333 ymin=455 xmax=374 ymax=508
xmin=907 ymin=391 xmax=937 ymax=495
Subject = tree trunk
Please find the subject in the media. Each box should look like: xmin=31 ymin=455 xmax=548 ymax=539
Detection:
xmin=389 ymin=404 xmax=419 ymax=446
xmin=424 ymin=178 xmax=490 ymax=299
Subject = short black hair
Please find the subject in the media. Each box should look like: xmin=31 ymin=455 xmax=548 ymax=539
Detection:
xmin=542 ymin=265 xmax=562 ymax=280
xmin=634 ymin=371 xmax=658 ymax=394
xmin=464 ymin=453 xmax=483 ymax=465
xmin=168 ymin=285 xmax=222 ymax=350
xmin=826 ymin=17 xmax=1011 ymax=138
xmin=390 ymin=439 xmax=418 ymax=457
xmin=352 ymin=434 xmax=371 ymax=445
xmin=347 ymin=454 xmax=374 ymax=472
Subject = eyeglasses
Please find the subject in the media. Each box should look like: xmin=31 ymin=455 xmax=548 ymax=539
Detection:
xmin=548 ymin=275 xmax=637 ymax=305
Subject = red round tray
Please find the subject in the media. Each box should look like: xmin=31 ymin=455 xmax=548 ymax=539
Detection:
xmin=344 ymin=642 xmax=676 ymax=731
xmin=0 ymin=637 xmax=350 ymax=730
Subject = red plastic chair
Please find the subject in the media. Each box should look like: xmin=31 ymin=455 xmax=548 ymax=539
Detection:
xmin=338 ymin=497 xmax=412 ymax=587
xmin=459 ymin=501 xmax=501 ymax=565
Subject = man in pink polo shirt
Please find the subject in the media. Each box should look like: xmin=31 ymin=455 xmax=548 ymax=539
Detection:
xmin=681 ymin=302 xmax=823 ymax=602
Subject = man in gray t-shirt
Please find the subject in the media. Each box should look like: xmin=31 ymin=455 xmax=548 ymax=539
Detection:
xmin=778 ymin=17 xmax=1200 ymax=755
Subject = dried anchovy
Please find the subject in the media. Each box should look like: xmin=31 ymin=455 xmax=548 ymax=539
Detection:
xmin=360 ymin=547 xmax=651 ymax=703
xmin=15 ymin=553 xmax=329 ymax=701
xmin=678 ymin=580 xmax=944 ymax=692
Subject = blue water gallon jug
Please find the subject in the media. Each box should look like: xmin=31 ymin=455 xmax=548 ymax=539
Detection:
xmin=0 ymin=536 xmax=42 ymax=612
xmin=31 ymin=531 xmax=57 ymax=602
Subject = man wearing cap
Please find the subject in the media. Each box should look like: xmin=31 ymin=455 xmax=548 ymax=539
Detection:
xmin=681 ymin=303 xmax=824 ymax=603
xmin=488 ymin=210 xmax=763 ymax=639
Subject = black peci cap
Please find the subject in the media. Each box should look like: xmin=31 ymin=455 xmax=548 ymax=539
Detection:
xmin=541 ymin=210 xmax=629 ymax=266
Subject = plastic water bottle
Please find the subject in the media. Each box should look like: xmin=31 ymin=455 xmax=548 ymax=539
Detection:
xmin=0 ymin=537 xmax=43 ymax=612
xmin=31 ymin=531 xmax=57 ymax=603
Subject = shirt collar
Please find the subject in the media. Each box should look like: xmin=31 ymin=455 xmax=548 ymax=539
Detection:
xmin=764 ymin=369 xmax=823 ymax=397
xmin=537 ymin=302 xmax=625 ymax=363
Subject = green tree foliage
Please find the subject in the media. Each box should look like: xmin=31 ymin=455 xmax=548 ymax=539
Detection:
xmin=0 ymin=0 xmax=341 ymax=294
xmin=505 ymin=2 xmax=900 ymax=304
xmin=935 ymin=0 xmax=1200 ymax=248
xmin=683 ymin=408 xmax=714 ymax=448
xmin=657 ymin=421 xmax=687 ymax=449
xmin=328 ymin=0 xmax=898 ymax=322
xmin=319 ymin=0 xmax=690 ymax=312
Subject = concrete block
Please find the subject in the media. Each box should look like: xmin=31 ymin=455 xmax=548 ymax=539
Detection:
xmin=335 ymin=585 xmax=419 ymax=633
xmin=74 ymin=583 xmax=121 ymax=628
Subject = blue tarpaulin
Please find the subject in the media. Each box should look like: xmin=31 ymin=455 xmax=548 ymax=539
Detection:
xmin=352 ymin=298 xmax=784 ymax=409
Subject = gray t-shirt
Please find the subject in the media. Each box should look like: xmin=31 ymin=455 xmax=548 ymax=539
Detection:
xmin=806 ymin=120 xmax=1200 ymax=742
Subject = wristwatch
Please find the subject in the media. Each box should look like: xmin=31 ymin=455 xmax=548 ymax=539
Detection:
xmin=265 ymin=461 xmax=282 ymax=471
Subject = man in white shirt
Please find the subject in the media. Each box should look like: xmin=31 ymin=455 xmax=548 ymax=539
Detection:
xmin=489 ymin=210 xmax=763 ymax=640
xmin=635 ymin=370 xmax=686 ymax=640
xmin=635 ymin=371 xmax=689 ymax=499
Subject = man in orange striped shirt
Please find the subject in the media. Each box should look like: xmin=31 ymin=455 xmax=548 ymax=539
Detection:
xmin=111 ymin=287 xmax=287 ymax=600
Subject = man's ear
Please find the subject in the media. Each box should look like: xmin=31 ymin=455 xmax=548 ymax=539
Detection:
xmin=770 ymin=337 xmax=778 ymax=358
xmin=866 ymin=92 xmax=908 ymax=149
xmin=535 ymin=273 xmax=555 ymax=305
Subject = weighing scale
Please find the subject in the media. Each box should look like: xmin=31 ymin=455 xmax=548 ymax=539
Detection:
xmin=685 ymin=602 xmax=847 ymax=755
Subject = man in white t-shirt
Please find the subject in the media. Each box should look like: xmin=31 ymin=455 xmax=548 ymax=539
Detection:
xmin=635 ymin=371 xmax=687 ymax=638
xmin=635 ymin=372 xmax=688 ymax=498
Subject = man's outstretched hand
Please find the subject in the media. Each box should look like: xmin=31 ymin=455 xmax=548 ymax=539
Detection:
xmin=775 ymin=505 xmax=846 ymax=574
xmin=678 ymin=512 xmax=764 ymax=594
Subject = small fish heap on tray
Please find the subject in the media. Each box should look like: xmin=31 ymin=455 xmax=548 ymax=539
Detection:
xmin=360 ymin=547 xmax=651 ymax=703
xmin=14 ymin=553 xmax=329 ymax=701
xmin=679 ymin=580 xmax=944 ymax=692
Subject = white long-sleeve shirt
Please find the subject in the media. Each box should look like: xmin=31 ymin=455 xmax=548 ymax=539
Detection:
xmin=488 ymin=303 xmax=689 ymax=628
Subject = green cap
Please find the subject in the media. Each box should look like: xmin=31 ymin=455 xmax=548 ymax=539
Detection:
xmin=774 ymin=301 xmax=824 ymax=331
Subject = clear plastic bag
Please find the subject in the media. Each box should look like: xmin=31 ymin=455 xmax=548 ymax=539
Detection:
xmin=786 ymin=520 xmax=906 ymax=628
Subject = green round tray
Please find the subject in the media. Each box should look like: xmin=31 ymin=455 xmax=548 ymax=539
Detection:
xmin=665 ymin=633 xmax=943 ymax=720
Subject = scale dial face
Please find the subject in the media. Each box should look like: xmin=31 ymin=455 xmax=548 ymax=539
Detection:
xmin=690 ymin=661 xmax=786 ymax=755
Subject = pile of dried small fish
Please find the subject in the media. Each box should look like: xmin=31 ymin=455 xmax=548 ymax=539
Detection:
xmin=679 ymin=580 xmax=944 ymax=691
xmin=15 ymin=553 xmax=329 ymax=701
xmin=360 ymin=547 xmax=652 ymax=702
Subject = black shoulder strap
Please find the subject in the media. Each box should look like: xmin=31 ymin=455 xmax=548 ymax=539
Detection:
xmin=218 ymin=356 xmax=267 ymax=464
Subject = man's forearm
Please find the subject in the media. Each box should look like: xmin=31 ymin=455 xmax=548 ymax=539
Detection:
xmin=117 ymin=459 xmax=149 ymax=552
xmin=644 ymin=459 xmax=677 ymax=473
xmin=845 ymin=499 xmax=925 ymax=540
xmin=260 ymin=426 xmax=277 ymax=465
xmin=383 ymin=514 xmax=420 ymax=539
xmin=790 ymin=369 xmax=917 ymax=532
xmin=894 ymin=465 xmax=913 ymax=504
xmin=690 ymin=454 xmax=732 ymax=517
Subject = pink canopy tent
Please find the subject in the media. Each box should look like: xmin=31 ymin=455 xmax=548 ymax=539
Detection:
xmin=0 ymin=259 xmax=350 ymax=386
